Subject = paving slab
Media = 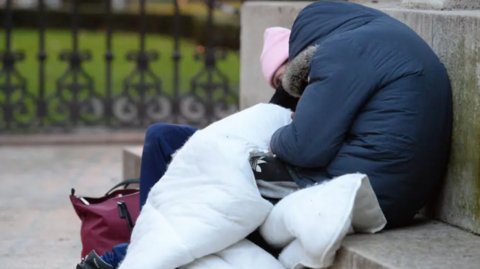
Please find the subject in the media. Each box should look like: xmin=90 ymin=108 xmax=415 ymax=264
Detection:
xmin=331 ymin=217 xmax=480 ymax=269
xmin=0 ymin=146 xmax=126 ymax=269
xmin=122 ymin=147 xmax=143 ymax=181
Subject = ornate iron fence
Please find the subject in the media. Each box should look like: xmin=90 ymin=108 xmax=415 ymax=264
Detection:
xmin=0 ymin=0 xmax=239 ymax=133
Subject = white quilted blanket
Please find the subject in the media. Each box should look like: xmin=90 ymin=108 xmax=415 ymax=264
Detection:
xmin=118 ymin=103 xmax=386 ymax=269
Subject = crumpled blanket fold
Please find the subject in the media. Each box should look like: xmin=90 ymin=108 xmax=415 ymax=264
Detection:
xmin=118 ymin=103 xmax=291 ymax=269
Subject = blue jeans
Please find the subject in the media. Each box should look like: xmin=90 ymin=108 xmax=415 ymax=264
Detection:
xmin=100 ymin=123 xmax=197 ymax=268
xmin=138 ymin=123 xmax=198 ymax=207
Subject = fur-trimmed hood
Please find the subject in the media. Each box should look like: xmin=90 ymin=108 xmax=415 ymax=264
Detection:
xmin=281 ymin=1 xmax=384 ymax=97
xmin=282 ymin=45 xmax=317 ymax=98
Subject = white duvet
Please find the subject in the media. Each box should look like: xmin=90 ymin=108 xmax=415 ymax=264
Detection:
xmin=118 ymin=103 xmax=386 ymax=269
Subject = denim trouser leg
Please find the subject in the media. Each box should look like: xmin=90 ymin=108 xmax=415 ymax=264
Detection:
xmin=100 ymin=243 xmax=129 ymax=268
xmin=100 ymin=123 xmax=197 ymax=268
xmin=139 ymin=123 xmax=198 ymax=208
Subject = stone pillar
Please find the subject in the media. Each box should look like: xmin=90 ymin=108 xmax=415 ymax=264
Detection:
xmin=45 ymin=0 xmax=61 ymax=9
xmin=240 ymin=2 xmax=309 ymax=109
xmin=112 ymin=0 xmax=128 ymax=11
xmin=16 ymin=0 xmax=36 ymax=8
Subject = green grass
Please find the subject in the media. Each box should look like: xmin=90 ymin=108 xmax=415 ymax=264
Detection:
xmin=0 ymin=29 xmax=240 ymax=99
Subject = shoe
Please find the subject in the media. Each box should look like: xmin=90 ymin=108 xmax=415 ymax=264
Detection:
xmin=77 ymin=250 xmax=113 ymax=269
xmin=249 ymin=151 xmax=292 ymax=182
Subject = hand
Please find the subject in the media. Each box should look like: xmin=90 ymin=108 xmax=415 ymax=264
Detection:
xmin=291 ymin=112 xmax=294 ymax=119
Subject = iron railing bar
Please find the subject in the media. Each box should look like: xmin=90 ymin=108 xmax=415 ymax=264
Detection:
xmin=138 ymin=0 xmax=147 ymax=126
xmin=206 ymin=0 xmax=215 ymax=122
xmin=105 ymin=0 xmax=114 ymax=126
xmin=3 ymin=0 xmax=13 ymax=129
xmin=71 ymin=0 xmax=80 ymax=125
xmin=4 ymin=0 xmax=12 ymax=52
xmin=72 ymin=0 xmax=79 ymax=52
xmin=172 ymin=0 xmax=182 ymax=123
xmin=38 ymin=0 xmax=47 ymax=126
xmin=139 ymin=0 xmax=147 ymax=52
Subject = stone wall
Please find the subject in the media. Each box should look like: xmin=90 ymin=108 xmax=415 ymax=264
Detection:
xmin=240 ymin=2 xmax=309 ymax=108
xmin=403 ymin=0 xmax=480 ymax=10
xmin=240 ymin=1 xmax=480 ymax=233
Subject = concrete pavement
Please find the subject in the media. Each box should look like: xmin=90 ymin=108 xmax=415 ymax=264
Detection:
xmin=0 ymin=145 xmax=132 ymax=269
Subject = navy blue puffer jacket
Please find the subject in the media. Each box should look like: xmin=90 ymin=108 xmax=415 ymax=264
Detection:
xmin=270 ymin=1 xmax=452 ymax=228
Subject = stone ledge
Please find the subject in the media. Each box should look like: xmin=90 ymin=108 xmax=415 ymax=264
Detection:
xmin=121 ymin=148 xmax=480 ymax=269
xmin=331 ymin=217 xmax=480 ymax=269
xmin=402 ymin=0 xmax=480 ymax=10
xmin=122 ymin=146 xmax=143 ymax=181
xmin=0 ymin=133 xmax=145 ymax=146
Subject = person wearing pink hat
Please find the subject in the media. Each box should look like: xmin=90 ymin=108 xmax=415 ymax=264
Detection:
xmin=262 ymin=27 xmax=299 ymax=114
xmin=77 ymin=26 xmax=299 ymax=269
xmin=261 ymin=27 xmax=291 ymax=89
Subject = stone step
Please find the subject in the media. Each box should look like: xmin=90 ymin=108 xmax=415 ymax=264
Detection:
xmin=121 ymin=146 xmax=480 ymax=269
xmin=330 ymin=217 xmax=480 ymax=269
xmin=122 ymin=146 xmax=143 ymax=180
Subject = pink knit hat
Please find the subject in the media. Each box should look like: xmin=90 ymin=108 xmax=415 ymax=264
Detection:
xmin=260 ymin=27 xmax=291 ymax=89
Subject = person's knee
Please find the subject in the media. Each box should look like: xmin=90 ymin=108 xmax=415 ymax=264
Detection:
xmin=144 ymin=123 xmax=172 ymax=147
xmin=144 ymin=123 xmax=197 ymax=151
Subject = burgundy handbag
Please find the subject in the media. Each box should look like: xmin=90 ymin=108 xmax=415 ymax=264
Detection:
xmin=70 ymin=179 xmax=140 ymax=258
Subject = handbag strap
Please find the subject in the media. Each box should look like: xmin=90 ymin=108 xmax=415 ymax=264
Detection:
xmin=106 ymin=178 xmax=140 ymax=195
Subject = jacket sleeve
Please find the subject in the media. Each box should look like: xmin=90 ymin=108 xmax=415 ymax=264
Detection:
xmin=270 ymin=39 xmax=378 ymax=168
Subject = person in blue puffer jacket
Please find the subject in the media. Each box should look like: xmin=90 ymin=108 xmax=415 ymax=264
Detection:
xmin=269 ymin=1 xmax=452 ymax=228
